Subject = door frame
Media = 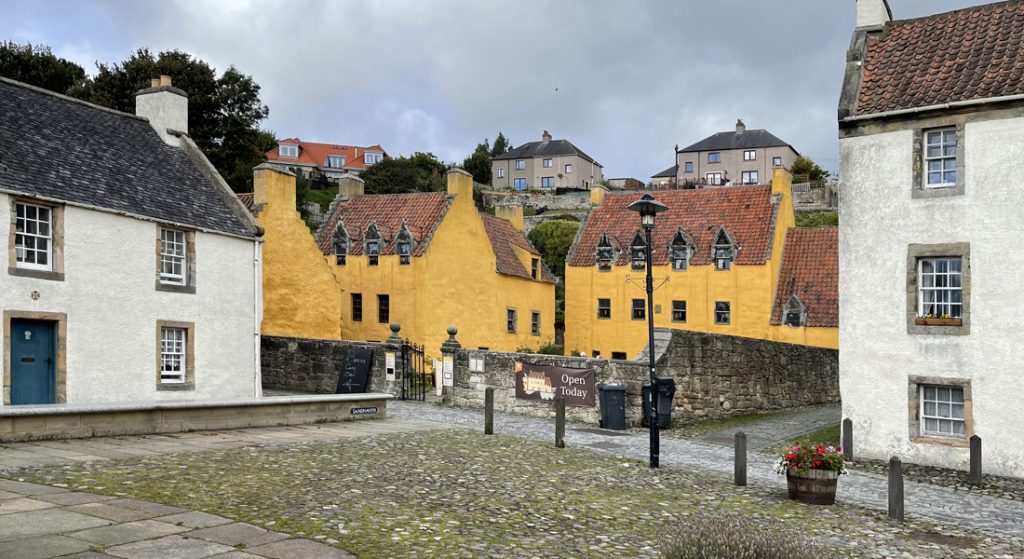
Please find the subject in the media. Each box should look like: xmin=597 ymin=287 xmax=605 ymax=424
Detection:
xmin=3 ymin=310 xmax=67 ymax=405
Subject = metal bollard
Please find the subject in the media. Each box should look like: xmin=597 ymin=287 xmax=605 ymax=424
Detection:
xmin=734 ymin=432 xmax=747 ymax=486
xmin=554 ymin=396 xmax=565 ymax=448
xmin=888 ymin=456 xmax=904 ymax=522
xmin=484 ymin=387 xmax=494 ymax=435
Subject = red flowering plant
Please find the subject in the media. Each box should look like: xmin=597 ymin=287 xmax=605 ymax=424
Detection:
xmin=773 ymin=443 xmax=848 ymax=476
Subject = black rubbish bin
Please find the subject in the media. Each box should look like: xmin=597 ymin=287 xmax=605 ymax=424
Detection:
xmin=598 ymin=383 xmax=627 ymax=430
xmin=641 ymin=377 xmax=677 ymax=428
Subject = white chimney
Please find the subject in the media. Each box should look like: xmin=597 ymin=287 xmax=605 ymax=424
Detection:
xmin=135 ymin=74 xmax=188 ymax=147
xmin=856 ymin=0 xmax=892 ymax=29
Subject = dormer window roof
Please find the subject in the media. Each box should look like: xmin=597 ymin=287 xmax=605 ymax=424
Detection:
xmin=713 ymin=227 xmax=737 ymax=270
xmin=279 ymin=144 xmax=299 ymax=158
xmin=396 ymin=222 xmax=416 ymax=265
xmin=784 ymin=295 xmax=808 ymax=327
xmin=596 ymin=234 xmax=614 ymax=272
xmin=332 ymin=222 xmax=349 ymax=266
xmin=670 ymin=230 xmax=691 ymax=271
xmin=630 ymin=231 xmax=646 ymax=271
xmin=365 ymin=223 xmax=382 ymax=265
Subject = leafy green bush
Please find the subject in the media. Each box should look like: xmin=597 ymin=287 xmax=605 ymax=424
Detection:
xmin=537 ymin=343 xmax=564 ymax=355
xmin=661 ymin=513 xmax=822 ymax=559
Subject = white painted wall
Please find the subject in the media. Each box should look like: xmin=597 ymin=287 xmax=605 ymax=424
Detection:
xmin=0 ymin=195 xmax=259 ymax=405
xmin=839 ymin=117 xmax=1024 ymax=477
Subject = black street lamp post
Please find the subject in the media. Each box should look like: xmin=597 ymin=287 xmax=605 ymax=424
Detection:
xmin=627 ymin=193 xmax=668 ymax=468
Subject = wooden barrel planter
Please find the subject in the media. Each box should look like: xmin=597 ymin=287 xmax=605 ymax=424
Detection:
xmin=786 ymin=469 xmax=838 ymax=505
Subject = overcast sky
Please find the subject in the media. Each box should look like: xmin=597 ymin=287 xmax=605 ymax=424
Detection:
xmin=2 ymin=0 xmax=984 ymax=179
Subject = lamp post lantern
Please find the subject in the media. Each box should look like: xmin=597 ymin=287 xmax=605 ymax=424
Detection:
xmin=627 ymin=193 xmax=668 ymax=468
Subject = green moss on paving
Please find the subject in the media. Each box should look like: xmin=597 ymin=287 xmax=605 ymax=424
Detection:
xmin=761 ymin=424 xmax=842 ymax=457
xmin=13 ymin=430 xmax=1018 ymax=559
xmin=665 ymin=411 xmax=780 ymax=438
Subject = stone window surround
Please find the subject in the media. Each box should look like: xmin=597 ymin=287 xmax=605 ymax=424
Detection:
xmin=530 ymin=310 xmax=541 ymax=336
xmin=911 ymin=120 xmax=966 ymax=199
xmin=906 ymin=243 xmax=970 ymax=335
xmin=155 ymin=225 xmax=196 ymax=294
xmin=3 ymin=310 xmax=68 ymax=405
xmin=156 ymin=320 xmax=195 ymax=391
xmin=907 ymin=375 xmax=973 ymax=448
xmin=8 ymin=198 xmax=65 ymax=282
xmin=506 ymin=307 xmax=517 ymax=333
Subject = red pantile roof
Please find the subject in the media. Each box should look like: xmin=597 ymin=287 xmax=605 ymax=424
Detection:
xmin=266 ymin=138 xmax=387 ymax=172
xmin=482 ymin=215 xmax=555 ymax=283
xmin=317 ymin=192 xmax=451 ymax=256
xmin=770 ymin=227 xmax=838 ymax=328
xmin=856 ymin=1 xmax=1024 ymax=116
xmin=567 ymin=186 xmax=776 ymax=268
xmin=236 ymin=192 xmax=255 ymax=212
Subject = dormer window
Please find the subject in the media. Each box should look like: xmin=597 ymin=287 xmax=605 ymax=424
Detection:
xmin=395 ymin=223 xmax=415 ymax=265
xmin=630 ymin=232 xmax=646 ymax=271
xmin=279 ymin=144 xmax=299 ymax=158
xmin=596 ymin=234 xmax=614 ymax=272
xmin=364 ymin=152 xmax=384 ymax=165
xmin=333 ymin=223 xmax=349 ymax=266
xmin=327 ymin=155 xmax=346 ymax=168
xmin=713 ymin=228 xmax=737 ymax=270
xmin=784 ymin=295 xmax=808 ymax=327
xmin=365 ymin=224 xmax=382 ymax=266
xmin=670 ymin=231 xmax=690 ymax=272
xmin=531 ymin=258 xmax=540 ymax=279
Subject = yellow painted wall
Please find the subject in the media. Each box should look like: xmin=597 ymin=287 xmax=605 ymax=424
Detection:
xmin=564 ymin=169 xmax=837 ymax=358
xmin=331 ymin=170 xmax=556 ymax=361
xmin=252 ymin=166 xmax=343 ymax=340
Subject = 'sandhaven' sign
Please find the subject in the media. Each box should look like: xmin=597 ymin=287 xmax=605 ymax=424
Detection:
xmin=514 ymin=362 xmax=595 ymax=407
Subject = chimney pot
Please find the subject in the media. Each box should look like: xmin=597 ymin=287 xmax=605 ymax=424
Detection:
xmin=159 ymin=75 xmax=172 ymax=87
xmin=150 ymin=78 xmax=160 ymax=88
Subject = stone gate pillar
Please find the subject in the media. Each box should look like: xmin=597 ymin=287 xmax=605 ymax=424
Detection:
xmin=439 ymin=326 xmax=461 ymax=405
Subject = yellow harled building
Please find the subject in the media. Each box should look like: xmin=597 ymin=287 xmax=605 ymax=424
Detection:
xmin=564 ymin=168 xmax=837 ymax=359
xmin=310 ymin=169 xmax=556 ymax=355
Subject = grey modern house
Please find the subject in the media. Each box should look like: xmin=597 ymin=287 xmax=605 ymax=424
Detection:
xmin=669 ymin=120 xmax=800 ymax=187
xmin=491 ymin=131 xmax=603 ymax=190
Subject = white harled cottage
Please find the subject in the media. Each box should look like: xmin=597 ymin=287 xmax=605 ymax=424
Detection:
xmin=838 ymin=0 xmax=1024 ymax=477
xmin=0 ymin=75 xmax=263 ymax=406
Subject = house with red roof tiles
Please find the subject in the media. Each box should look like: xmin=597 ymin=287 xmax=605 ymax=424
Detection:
xmin=264 ymin=138 xmax=387 ymax=182
xmin=564 ymin=168 xmax=837 ymax=361
xmin=839 ymin=0 xmax=1024 ymax=478
xmin=300 ymin=169 xmax=556 ymax=356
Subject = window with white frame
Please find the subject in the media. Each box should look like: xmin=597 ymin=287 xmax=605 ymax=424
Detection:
xmin=543 ymin=158 xmax=552 ymax=168
xmin=772 ymin=156 xmax=783 ymax=167
xmin=672 ymin=300 xmax=687 ymax=322
xmin=160 ymin=228 xmax=187 ymax=285
xmin=278 ymin=144 xmax=298 ymax=158
xmin=630 ymin=232 xmax=646 ymax=271
xmin=706 ymin=172 xmax=722 ymax=185
xmin=714 ymin=301 xmax=731 ymax=324
xmin=541 ymin=177 xmax=555 ymax=188
xmin=920 ymin=385 xmax=966 ymax=437
xmin=515 ymin=160 xmax=526 ymax=170
xmin=513 ymin=178 xmax=527 ymax=190
xmin=564 ymin=163 xmax=573 ymax=173
xmin=14 ymin=202 xmax=53 ymax=271
xmin=497 ymin=168 xmax=505 ymax=178
xmin=327 ymin=155 xmax=345 ymax=168
xmin=743 ymin=150 xmax=756 ymax=161
xmin=670 ymin=231 xmax=689 ymax=271
xmin=741 ymin=171 xmax=758 ymax=184
xmin=918 ymin=258 xmax=963 ymax=318
xmin=160 ymin=327 xmax=187 ymax=384
xmin=713 ymin=229 xmax=735 ymax=270
xmin=924 ymin=127 xmax=957 ymax=188
xmin=364 ymin=152 xmax=384 ymax=165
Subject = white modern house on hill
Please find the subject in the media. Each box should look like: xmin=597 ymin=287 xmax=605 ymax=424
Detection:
xmin=0 ymin=75 xmax=263 ymax=407
xmin=838 ymin=0 xmax=1024 ymax=477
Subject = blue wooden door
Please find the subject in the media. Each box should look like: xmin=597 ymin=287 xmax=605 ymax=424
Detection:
xmin=10 ymin=319 xmax=56 ymax=405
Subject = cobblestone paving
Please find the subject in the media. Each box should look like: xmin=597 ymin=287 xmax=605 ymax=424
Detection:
xmin=388 ymin=401 xmax=1024 ymax=537
xmin=688 ymin=404 xmax=841 ymax=449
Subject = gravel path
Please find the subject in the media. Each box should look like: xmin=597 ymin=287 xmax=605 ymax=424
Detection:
xmin=388 ymin=401 xmax=1024 ymax=537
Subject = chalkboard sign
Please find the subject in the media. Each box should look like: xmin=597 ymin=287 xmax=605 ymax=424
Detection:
xmin=336 ymin=348 xmax=373 ymax=394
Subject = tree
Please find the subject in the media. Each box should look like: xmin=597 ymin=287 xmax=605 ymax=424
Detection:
xmin=490 ymin=132 xmax=511 ymax=157
xmin=0 ymin=42 xmax=86 ymax=93
xmin=462 ymin=140 xmax=492 ymax=184
xmin=527 ymin=219 xmax=580 ymax=278
xmin=789 ymin=156 xmax=830 ymax=182
xmin=66 ymin=48 xmax=270 ymax=193
xmin=360 ymin=152 xmax=447 ymax=195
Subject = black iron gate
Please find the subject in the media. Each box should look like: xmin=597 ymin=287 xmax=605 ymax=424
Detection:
xmin=401 ymin=341 xmax=428 ymax=401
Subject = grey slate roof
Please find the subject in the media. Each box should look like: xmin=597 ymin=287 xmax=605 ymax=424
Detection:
xmin=492 ymin=139 xmax=600 ymax=166
xmin=679 ymin=129 xmax=798 ymax=154
xmin=652 ymin=164 xmax=678 ymax=178
xmin=0 ymin=78 xmax=255 ymax=238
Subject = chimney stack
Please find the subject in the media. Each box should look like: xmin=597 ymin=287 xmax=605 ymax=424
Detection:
xmin=541 ymin=130 xmax=552 ymax=143
xmin=338 ymin=173 xmax=365 ymax=199
xmin=856 ymin=0 xmax=892 ymax=29
xmin=736 ymin=119 xmax=746 ymax=134
xmin=135 ymin=75 xmax=188 ymax=147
